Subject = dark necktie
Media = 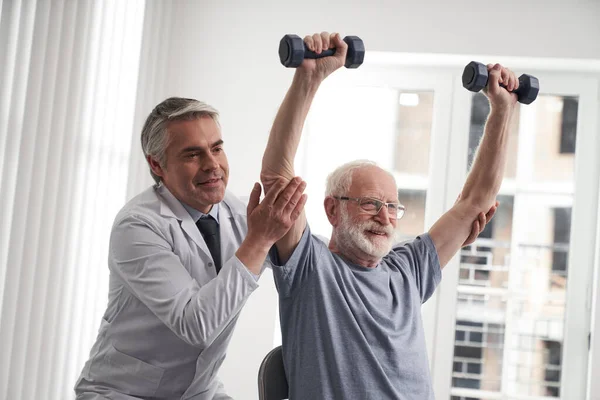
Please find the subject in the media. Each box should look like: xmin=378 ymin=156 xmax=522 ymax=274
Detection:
xmin=196 ymin=217 xmax=222 ymax=274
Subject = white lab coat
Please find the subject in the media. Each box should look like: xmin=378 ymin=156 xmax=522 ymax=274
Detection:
xmin=74 ymin=184 xmax=262 ymax=399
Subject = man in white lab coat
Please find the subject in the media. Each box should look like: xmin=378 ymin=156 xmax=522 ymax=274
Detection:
xmin=74 ymin=97 xmax=307 ymax=399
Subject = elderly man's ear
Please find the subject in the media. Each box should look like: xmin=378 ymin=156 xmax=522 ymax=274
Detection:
xmin=324 ymin=197 xmax=339 ymax=227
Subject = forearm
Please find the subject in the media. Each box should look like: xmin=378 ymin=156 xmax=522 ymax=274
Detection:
xmin=235 ymin=233 xmax=273 ymax=275
xmin=181 ymin=257 xmax=259 ymax=347
xmin=460 ymin=105 xmax=514 ymax=210
xmin=116 ymin=256 xmax=257 ymax=349
xmin=261 ymin=70 xmax=322 ymax=189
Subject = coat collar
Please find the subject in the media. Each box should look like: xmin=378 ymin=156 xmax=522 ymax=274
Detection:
xmin=155 ymin=184 xmax=247 ymax=263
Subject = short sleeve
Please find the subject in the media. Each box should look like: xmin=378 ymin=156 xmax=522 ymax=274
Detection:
xmin=268 ymin=224 xmax=325 ymax=298
xmin=387 ymin=233 xmax=441 ymax=303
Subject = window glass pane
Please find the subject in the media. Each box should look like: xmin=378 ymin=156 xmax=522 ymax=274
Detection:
xmin=393 ymin=91 xmax=434 ymax=241
xmin=395 ymin=92 xmax=433 ymax=175
xmin=397 ymin=189 xmax=426 ymax=239
xmin=532 ymin=96 xmax=577 ymax=183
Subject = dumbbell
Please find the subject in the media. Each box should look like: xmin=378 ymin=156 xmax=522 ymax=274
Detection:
xmin=278 ymin=34 xmax=365 ymax=69
xmin=462 ymin=61 xmax=540 ymax=105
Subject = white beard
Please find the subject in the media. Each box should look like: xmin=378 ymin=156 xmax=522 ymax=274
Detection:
xmin=336 ymin=206 xmax=397 ymax=259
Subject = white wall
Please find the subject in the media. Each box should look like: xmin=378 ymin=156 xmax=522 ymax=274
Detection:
xmin=138 ymin=0 xmax=600 ymax=398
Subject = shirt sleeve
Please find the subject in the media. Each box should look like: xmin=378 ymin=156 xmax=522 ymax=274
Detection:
xmin=268 ymin=224 xmax=324 ymax=299
xmin=388 ymin=233 xmax=442 ymax=303
xmin=109 ymin=214 xmax=259 ymax=349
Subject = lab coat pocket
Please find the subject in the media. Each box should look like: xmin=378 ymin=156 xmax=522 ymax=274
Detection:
xmin=104 ymin=344 xmax=165 ymax=396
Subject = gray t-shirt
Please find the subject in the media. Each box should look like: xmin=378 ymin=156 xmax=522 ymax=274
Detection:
xmin=271 ymin=225 xmax=441 ymax=400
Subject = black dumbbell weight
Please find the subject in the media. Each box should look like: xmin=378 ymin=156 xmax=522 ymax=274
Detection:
xmin=462 ymin=61 xmax=540 ymax=105
xmin=278 ymin=34 xmax=365 ymax=69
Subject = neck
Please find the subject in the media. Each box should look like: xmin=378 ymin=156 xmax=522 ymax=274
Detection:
xmin=329 ymin=236 xmax=380 ymax=268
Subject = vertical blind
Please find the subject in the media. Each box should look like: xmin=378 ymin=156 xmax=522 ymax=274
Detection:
xmin=0 ymin=0 xmax=145 ymax=398
xmin=126 ymin=0 xmax=172 ymax=201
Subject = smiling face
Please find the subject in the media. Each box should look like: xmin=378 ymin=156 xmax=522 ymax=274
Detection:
xmin=330 ymin=165 xmax=399 ymax=266
xmin=148 ymin=116 xmax=229 ymax=213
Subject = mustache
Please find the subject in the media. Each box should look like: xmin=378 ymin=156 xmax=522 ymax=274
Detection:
xmin=361 ymin=220 xmax=395 ymax=237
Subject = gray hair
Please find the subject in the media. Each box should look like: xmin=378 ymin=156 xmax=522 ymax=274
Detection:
xmin=325 ymin=159 xmax=396 ymax=196
xmin=141 ymin=97 xmax=220 ymax=183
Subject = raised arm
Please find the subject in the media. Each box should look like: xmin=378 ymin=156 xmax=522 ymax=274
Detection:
xmin=261 ymin=32 xmax=347 ymax=262
xmin=429 ymin=63 xmax=518 ymax=267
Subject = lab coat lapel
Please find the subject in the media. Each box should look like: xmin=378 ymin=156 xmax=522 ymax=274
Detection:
xmin=220 ymin=193 xmax=248 ymax=264
xmin=219 ymin=203 xmax=237 ymax=264
xmin=156 ymin=184 xmax=212 ymax=259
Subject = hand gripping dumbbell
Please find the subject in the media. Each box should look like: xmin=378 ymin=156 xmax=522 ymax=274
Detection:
xmin=278 ymin=34 xmax=365 ymax=69
xmin=462 ymin=61 xmax=540 ymax=105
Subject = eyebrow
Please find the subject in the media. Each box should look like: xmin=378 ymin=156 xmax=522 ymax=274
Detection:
xmin=362 ymin=196 xmax=398 ymax=203
xmin=180 ymin=140 xmax=224 ymax=154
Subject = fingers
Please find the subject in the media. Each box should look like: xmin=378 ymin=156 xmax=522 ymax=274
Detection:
xmin=304 ymin=31 xmax=342 ymax=54
xmin=477 ymin=211 xmax=487 ymax=233
xmin=262 ymin=178 xmax=291 ymax=207
xmin=463 ymin=203 xmax=499 ymax=247
xmin=312 ymin=32 xmax=323 ymax=53
xmin=321 ymin=31 xmax=331 ymax=50
xmin=463 ymin=210 xmax=487 ymax=247
xmin=487 ymin=63 xmax=503 ymax=90
xmin=247 ymin=182 xmax=262 ymax=214
xmin=261 ymin=177 xmax=307 ymax=226
xmin=464 ymin=219 xmax=479 ymax=246
xmin=331 ymin=32 xmax=346 ymax=50
xmin=488 ymin=63 xmax=519 ymax=92
xmin=502 ymin=68 xmax=518 ymax=92
xmin=499 ymin=67 xmax=510 ymax=87
xmin=274 ymin=177 xmax=306 ymax=211
xmin=283 ymin=179 xmax=307 ymax=214
xmin=486 ymin=201 xmax=499 ymax=221
xmin=507 ymin=69 xmax=516 ymax=91
xmin=290 ymin=194 xmax=308 ymax=221
xmin=510 ymin=70 xmax=519 ymax=92
xmin=304 ymin=35 xmax=314 ymax=52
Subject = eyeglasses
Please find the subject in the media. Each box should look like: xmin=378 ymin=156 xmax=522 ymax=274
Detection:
xmin=333 ymin=196 xmax=406 ymax=220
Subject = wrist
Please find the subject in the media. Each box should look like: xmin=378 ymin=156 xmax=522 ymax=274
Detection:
xmin=236 ymin=235 xmax=272 ymax=275
xmin=241 ymin=232 xmax=273 ymax=255
xmin=293 ymin=69 xmax=323 ymax=93
xmin=489 ymin=102 xmax=516 ymax=116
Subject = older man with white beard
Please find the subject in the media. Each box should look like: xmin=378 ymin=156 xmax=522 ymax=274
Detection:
xmin=330 ymin=161 xmax=403 ymax=263
xmin=260 ymin=31 xmax=514 ymax=400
